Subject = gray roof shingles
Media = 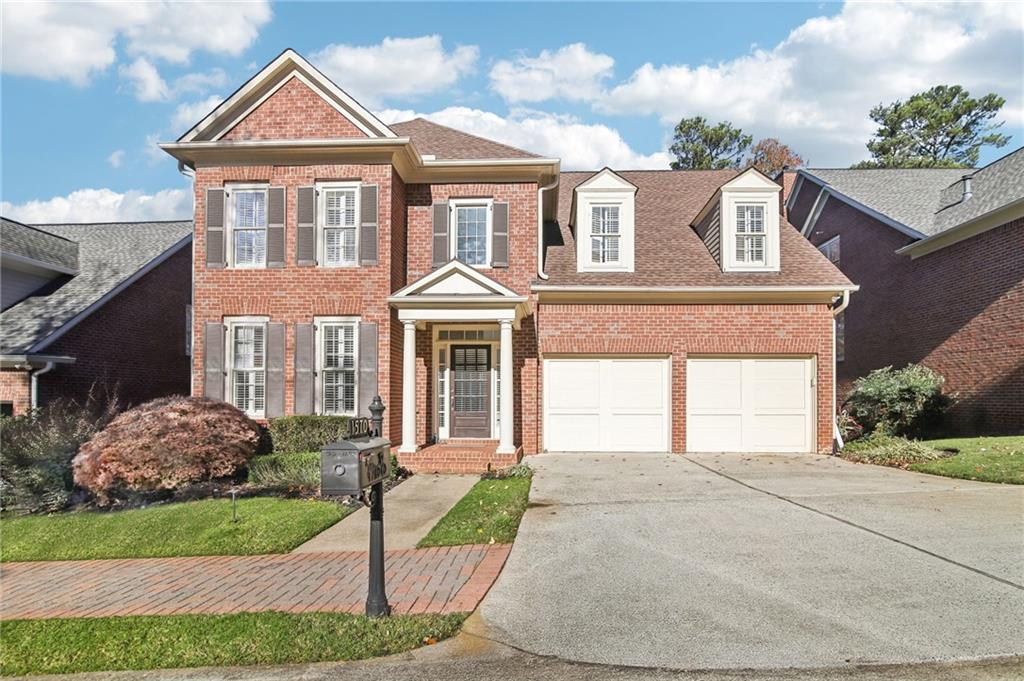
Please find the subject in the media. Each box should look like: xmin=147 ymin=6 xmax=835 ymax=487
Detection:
xmin=1 ymin=218 xmax=80 ymax=272
xmin=1 ymin=220 xmax=192 ymax=355
xmin=933 ymin=147 xmax=1024 ymax=232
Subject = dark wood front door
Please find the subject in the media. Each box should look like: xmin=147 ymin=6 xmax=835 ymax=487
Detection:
xmin=450 ymin=345 xmax=490 ymax=438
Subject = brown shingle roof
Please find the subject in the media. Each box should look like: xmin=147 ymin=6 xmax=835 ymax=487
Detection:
xmin=390 ymin=118 xmax=541 ymax=160
xmin=543 ymin=170 xmax=852 ymax=288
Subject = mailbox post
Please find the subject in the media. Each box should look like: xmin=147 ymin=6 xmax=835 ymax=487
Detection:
xmin=320 ymin=397 xmax=392 ymax=617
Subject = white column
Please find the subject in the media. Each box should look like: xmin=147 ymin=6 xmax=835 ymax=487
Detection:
xmin=498 ymin=319 xmax=515 ymax=454
xmin=399 ymin=320 xmax=417 ymax=453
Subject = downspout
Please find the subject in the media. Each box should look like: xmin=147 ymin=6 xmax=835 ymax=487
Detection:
xmin=831 ymin=290 xmax=851 ymax=451
xmin=30 ymin=362 xmax=56 ymax=410
xmin=178 ymin=161 xmax=197 ymax=396
xmin=536 ymin=175 xmax=560 ymax=280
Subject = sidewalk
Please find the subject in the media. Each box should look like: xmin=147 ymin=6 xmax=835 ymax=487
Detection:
xmin=0 ymin=545 xmax=511 ymax=620
xmin=293 ymin=474 xmax=477 ymax=553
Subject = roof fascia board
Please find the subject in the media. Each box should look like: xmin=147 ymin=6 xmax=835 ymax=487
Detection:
xmin=391 ymin=259 xmax=522 ymax=299
xmin=179 ymin=49 xmax=395 ymax=143
xmin=531 ymin=284 xmax=855 ymax=304
xmin=0 ymin=354 xmax=76 ymax=369
xmin=797 ymin=170 xmax=926 ymax=240
xmin=29 ymin=234 xmax=193 ymax=353
xmin=896 ymin=198 xmax=1024 ymax=258
xmin=0 ymin=251 xmax=78 ymax=276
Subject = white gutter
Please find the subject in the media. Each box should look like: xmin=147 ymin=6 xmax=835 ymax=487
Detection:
xmin=179 ymin=161 xmax=197 ymax=397
xmin=831 ymin=289 xmax=851 ymax=451
xmin=532 ymin=284 xmax=859 ymax=294
xmin=536 ymin=175 xmax=560 ymax=280
xmin=30 ymin=361 xmax=56 ymax=410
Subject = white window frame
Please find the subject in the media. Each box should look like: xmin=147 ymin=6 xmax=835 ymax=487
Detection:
xmin=576 ymin=189 xmax=635 ymax=273
xmin=314 ymin=316 xmax=360 ymax=416
xmin=449 ymin=198 xmax=493 ymax=268
xmin=226 ymin=183 xmax=269 ymax=269
xmin=316 ymin=181 xmax=361 ymax=268
xmin=734 ymin=202 xmax=768 ymax=266
xmin=225 ymin=316 xmax=269 ymax=418
xmin=432 ymin=325 xmax=501 ymax=440
xmin=721 ymin=193 xmax=780 ymax=272
xmin=589 ymin=203 xmax=623 ymax=265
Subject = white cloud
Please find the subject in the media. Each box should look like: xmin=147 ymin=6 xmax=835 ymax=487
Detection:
xmin=490 ymin=43 xmax=614 ymax=103
xmin=107 ymin=150 xmax=126 ymax=168
xmin=1 ymin=188 xmax=192 ymax=223
xmin=598 ymin=2 xmax=1024 ymax=165
xmin=311 ymin=36 xmax=478 ymax=107
xmin=378 ymin=107 xmax=669 ymax=170
xmin=171 ymin=95 xmax=223 ymax=132
xmin=119 ymin=57 xmax=169 ymax=102
xmin=1 ymin=0 xmax=271 ymax=85
xmin=143 ymin=133 xmax=167 ymax=164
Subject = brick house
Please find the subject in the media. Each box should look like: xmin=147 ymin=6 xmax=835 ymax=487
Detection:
xmin=0 ymin=218 xmax=193 ymax=416
xmin=160 ymin=50 xmax=854 ymax=472
xmin=785 ymin=148 xmax=1024 ymax=434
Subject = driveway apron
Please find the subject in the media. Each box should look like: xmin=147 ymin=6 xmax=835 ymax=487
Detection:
xmin=471 ymin=452 xmax=1024 ymax=670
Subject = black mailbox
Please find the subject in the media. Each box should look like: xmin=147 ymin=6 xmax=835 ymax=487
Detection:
xmin=321 ymin=436 xmax=391 ymax=497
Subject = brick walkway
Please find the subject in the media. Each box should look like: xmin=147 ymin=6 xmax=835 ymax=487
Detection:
xmin=0 ymin=545 xmax=511 ymax=620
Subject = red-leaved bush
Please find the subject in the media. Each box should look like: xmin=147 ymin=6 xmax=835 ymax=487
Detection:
xmin=73 ymin=396 xmax=261 ymax=502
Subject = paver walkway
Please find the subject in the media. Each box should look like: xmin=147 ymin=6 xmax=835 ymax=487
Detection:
xmin=0 ymin=544 xmax=510 ymax=620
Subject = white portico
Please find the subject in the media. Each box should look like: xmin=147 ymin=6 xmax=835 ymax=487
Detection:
xmin=388 ymin=261 xmax=529 ymax=454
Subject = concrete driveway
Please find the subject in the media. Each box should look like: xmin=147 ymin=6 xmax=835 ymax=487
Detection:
xmin=470 ymin=452 xmax=1024 ymax=670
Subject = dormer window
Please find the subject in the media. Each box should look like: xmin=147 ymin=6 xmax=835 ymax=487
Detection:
xmin=735 ymin=203 xmax=766 ymax=265
xmin=590 ymin=205 xmax=621 ymax=264
xmin=573 ymin=168 xmax=637 ymax=273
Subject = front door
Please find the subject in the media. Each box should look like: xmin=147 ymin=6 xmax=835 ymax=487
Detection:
xmin=450 ymin=345 xmax=490 ymax=438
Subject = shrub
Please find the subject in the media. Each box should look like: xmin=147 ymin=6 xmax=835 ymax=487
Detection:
xmin=844 ymin=364 xmax=950 ymax=437
xmin=836 ymin=408 xmax=864 ymax=443
xmin=268 ymin=415 xmax=350 ymax=455
xmin=0 ymin=394 xmax=119 ymax=514
xmin=73 ymin=397 xmax=261 ymax=503
xmin=248 ymin=452 xmax=320 ymax=489
xmin=482 ymin=463 xmax=533 ymax=480
xmin=840 ymin=433 xmax=946 ymax=468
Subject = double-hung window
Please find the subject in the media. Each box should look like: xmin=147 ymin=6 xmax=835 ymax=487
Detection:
xmin=230 ymin=185 xmax=268 ymax=268
xmin=318 ymin=183 xmax=359 ymax=267
xmin=735 ymin=203 xmax=766 ymax=265
xmin=227 ymin=319 xmax=267 ymax=417
xmin=317 ymin=318 xmax=358 ymax=415
xmin=590 ymin=205 xmax=621 ymax=264
xmin=451 ymin=200 xmax=491 ymax=266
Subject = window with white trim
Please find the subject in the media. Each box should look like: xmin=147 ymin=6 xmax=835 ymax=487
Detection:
xmin=590 ymin=205 xmax=621 ymax=264
xmin=450 ymin=200 xmax=491 ymax=266
xmin=818 ymin=235 xmax=840 ymax=264
xmin=317 ymin=319 xmax=358 ymax=415
xmin=227 ymin=320 xmax=267 ymax=417
xmin=229 ymin=186 xmax=268 ymax=268
xmin=317 ymin=183 xmax=359 ymax=267
xmin=735 ymin=203 xmax=766 ymax=265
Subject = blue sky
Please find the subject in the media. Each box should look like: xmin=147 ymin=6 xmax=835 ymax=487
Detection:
xmin=2 ymin=1 xmax=1022 ymax=222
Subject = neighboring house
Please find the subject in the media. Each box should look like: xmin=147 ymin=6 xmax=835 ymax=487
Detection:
xmin=0 ymin=218 xmax=193 ymax=416
xmin=785 ymin=148 xmax=1024 ymax=434
xmin=160 ymin=49 xmax=853 ymax=473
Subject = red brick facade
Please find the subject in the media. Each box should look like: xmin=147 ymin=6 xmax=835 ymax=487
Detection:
xmin=221 ymin=78 xmax=368 ymax=141
xmin=188 ymin=72 xmax=845 ymax=470
xmin=798 ymin=178 xmax=1023 ymax=434
xmin=2 ymin=247 xmax=192 ymax=416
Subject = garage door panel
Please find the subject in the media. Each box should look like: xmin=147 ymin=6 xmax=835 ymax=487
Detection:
xmin=547 ymin=361 xmax=601 ymax=410
xmin=687 ymin=358 xmax=814 ymax=453
xmin=544 ymin=357 xmax=669 ymax=452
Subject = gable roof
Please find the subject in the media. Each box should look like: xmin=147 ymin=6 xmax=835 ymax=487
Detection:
xmin=800 ymin=168 xmax=968 ymax=238
xmin=1 ymin=220 xmax=192 ymax=355
xmin=178 ymin=48 xmax=396 ymax=142
xmin=543 ymin=170 xmax=852 ymax=289
xmin=933 ymin=147 xmax=1024 ymax=231
xmin=1 ymin=218 xmax=79 ymax=273
xmin=389 ymin=118 xmax=540 ymax=160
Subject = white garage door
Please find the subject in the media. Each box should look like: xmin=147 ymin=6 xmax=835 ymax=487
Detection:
xmin=544 ymin=357 xmax=670 ymax=452
xmin=687 ymin=358 xmax=815 ymax=453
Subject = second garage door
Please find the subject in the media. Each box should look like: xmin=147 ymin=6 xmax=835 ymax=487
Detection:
xmin=544 ymin=357 xmax=670 ymax=452
xmin=686 ymin=357 xmax=815 ymax=453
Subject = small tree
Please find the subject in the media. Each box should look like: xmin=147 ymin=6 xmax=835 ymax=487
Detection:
xmin=748 ymin=138 xmax=805 ymax=176
xmin=669 ymin=116 xmax=753 ymax=170
xmin=858 ymin=85 xmax=1010 ymax=168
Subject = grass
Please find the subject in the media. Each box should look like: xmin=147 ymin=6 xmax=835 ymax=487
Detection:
xmin=418 ymin=476 xmax=531 ymax=547
xmin=1 ymin=497 xmax=350 ymax=562
xmin=0 ymin=611 xmax=467 ymax=676
xmin=911 ymin=435 xmax=1024 ymax=485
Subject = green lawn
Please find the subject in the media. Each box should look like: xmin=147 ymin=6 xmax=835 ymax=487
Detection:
xmin=911 ymin=435 xmax=1024 ymax=484
xmin=1 ymin=497 xmax=349 ymax=562
xmin=418 ymin=476 xmax=531 ymax=547
xmin=0 ymin=611 xmax=466 ymax=676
